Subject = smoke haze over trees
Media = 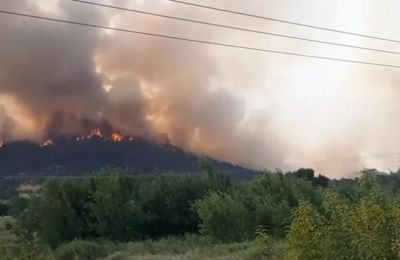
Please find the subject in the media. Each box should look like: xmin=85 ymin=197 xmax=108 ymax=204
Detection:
xmin=1 ymin=0 xmax=400 ymax=177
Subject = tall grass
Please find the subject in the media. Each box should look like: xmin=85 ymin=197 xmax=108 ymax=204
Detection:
xmin=0 ymin=216 xmax=287 ymax=260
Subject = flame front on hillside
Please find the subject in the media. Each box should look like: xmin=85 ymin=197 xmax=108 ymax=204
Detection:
xmin=40 ymin=139 xmax=54 ymax=147
xmin=76 ymin=128 xmax=103 ymax=141
xmin=87 ymin=128 xmax=103 ymax=139
xmin=48 ymin=128 xmax=130 ymax=147
xmin=111 ymin=133 xmax=123 ymax=142
xmin=0 ymin=128 xmax=133 ymax=150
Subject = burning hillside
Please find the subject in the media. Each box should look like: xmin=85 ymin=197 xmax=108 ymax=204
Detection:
xmin=38 ymin=128 xmax=128 ymax=147
xmin=2 ymin=0 xmax=396 ymax=178
xmin=0 ymin=127 xmax=132 ymax=150
xmin=0 ymin=0 xmax=289 ymax=176
xmin=40 ymin=139 xmax=54 ymax=148
xmin=0 ymin=133 xmax=254 ymax=179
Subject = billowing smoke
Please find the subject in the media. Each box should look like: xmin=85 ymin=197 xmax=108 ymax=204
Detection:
xmin=0 ymin=0 xmax=107 ymax=136
xmin=0 ymin=0 xmax=284 ymax=169
xmin=1 ymin=0 xmax=400 ymax=177
xmin=0 ymin=104 xmax=14 ymax=141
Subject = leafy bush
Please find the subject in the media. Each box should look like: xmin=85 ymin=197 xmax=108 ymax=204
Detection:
xmin=254 ymin=227 xmax=273 ymax=256
xmin=11 ymin=168 xmax=400 ymax=258
xmin=244 ymin=172 xmax=322 ymax=238
xmin=54 ymin=240 xmax=111 ymax=260
xmin=0 ymin=202 xmax=10 ymax=216
xmin=193 ymin=192 xmax=253 ymax=242
xmin=12 ymin=169 xmax=233 ymax=246
xmin=287 ymin=201 xmax=325 ymax=259
xmin=288 ymin=173 xmax=400 ymax=259
xmin=0 ymin=240 xmax=53 ymax=260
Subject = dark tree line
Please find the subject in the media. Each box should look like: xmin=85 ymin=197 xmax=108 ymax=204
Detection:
xmin=9 ymin=166 xmax=400 ymax=254
xmin=10 ymin=167 xmax=324 ymax=247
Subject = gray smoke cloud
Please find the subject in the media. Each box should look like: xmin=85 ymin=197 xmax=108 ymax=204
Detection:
xmin=0 ymin=0 xmax=285 ymax=170
xmin=0 ymin=0 xmax=107 ymax=136
xmin=0 ymin=104 xmax=14 ymax=141
xmin=94 ymin=1 xmax=287 ymax=169
xmin=1 ymin=0 xmax=400 ymax=177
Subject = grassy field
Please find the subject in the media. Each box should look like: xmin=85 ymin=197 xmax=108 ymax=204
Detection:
xmin=0 ymin=217 xmax=287 ymax=260
xmin=54 ymin=237 xmax=288 ymax=260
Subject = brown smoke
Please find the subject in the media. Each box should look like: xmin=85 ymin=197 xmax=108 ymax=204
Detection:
xmin=0 ymin=0 xmax=285 ymax=169
xmin=1 ymin=0 xmax=400 ymax=177
xmin=0 ymin=0 xmax=108 ymax=138
xmin=0 ymin=104 xmax=14 ymax=141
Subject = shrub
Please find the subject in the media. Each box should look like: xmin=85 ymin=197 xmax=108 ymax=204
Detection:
xmin=54 ymin=240 xmax=111 ymax=260
xmin=288 ymin=174 xmax=400 ymax=259
xmin=254 ymin=226 xmax=272 ymax=256
xmin=288 ymin=201 xmax=325 ymax=260
xmin=193 ymin=192 xmax=253 ymax=242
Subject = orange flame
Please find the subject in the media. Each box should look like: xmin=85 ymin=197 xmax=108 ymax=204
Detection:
xmin=87 ymin=128 xmax=103 ymax=139
xmin=76 ymin=128 xmax=103 ymax=141
xmin=111 ymin=133 xmax=123 ymax=142
xmin=74 ymin=128 xmax=131 ymax=142
xmin=40 ymin=139 xmax=54 ymax=147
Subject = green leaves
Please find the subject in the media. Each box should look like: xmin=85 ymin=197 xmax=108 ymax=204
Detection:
xmin=288 ymin=201 xmax=325 ymax=260
xmin=288 ymin=173 xmax=400 ymax=260
xmin=12 ymin=169 xmax=235 ymax=246
xmin=193 ymin=192 xmax=253 ymax=242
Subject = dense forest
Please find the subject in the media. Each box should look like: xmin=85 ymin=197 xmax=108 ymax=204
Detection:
xmin=1 ymin=163 xmax=400 ymax=259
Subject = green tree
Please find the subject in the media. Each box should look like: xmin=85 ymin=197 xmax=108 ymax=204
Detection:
xmin=138 ymin=174 xmax=206 ymax=237
xmin=193 ymin=192 xmax=252 ymax=242
xmin=87 ymin=173 xmax=146 ymax=240
xmin=288 ymin=172 xmax=400 ymax=259
xmin=321 ymin=191 xmax=354 ymax=259
xmin=288 ymin=201 xmax=326 ymax=260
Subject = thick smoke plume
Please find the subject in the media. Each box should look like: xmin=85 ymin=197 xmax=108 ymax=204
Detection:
xmin=0 ymin=0 xmax=284 ymax=169
xmin=1 ymin=0 xmax=400 ymax=177
xmin=0 ymin=104 xmax=14 ymax=141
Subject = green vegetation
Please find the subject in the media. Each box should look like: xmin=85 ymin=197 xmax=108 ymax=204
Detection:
xmin=288 ymin=172 xmax=400 ymax=259
xmin=2 ymin=166 xmax=400 ymax=259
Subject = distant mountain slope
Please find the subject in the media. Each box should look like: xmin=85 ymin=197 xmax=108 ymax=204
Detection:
xmin=0 ymin=137 xmax=255 ymax=178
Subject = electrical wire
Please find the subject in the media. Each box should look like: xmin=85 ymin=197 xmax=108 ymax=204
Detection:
xmin=169 ymin=0 xmax=400 ymax=44
xmin=1 ymin=9 xmax=400 ymax=69
xmin=72 ymin=0 xmax=400 ymax=55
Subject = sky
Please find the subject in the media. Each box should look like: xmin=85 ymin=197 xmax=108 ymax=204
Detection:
xmin=1 ymin=0 xmax=400 ymax=178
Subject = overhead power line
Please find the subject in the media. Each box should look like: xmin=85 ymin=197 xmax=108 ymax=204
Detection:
xmin=169 ymin=0 xmax=400 ymax=45
xmin=72 ymin=0 xmax=400 ymax=55
xmin=1 ymin=9 xmax=400 ymax=69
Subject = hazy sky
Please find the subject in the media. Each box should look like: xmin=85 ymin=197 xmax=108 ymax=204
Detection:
xmin=1 ymin=0 xmax=400 ymax=177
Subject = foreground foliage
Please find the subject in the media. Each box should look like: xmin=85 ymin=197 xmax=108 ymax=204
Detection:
xmin=0 ymin=228 xmax=285 ymax=260
xmin=288 ymin=172 xmax=400 ymax=259
xmin=11 ymin=167 xmax=323 ymax=246
xmin=5 ymin=167 xmax=400 ymax=259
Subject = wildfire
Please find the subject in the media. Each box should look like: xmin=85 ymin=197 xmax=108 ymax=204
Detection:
xmin=111 ymin=133 xmax=123 ymax=142
xmin=87 ymin=128 xmax=103 ymax=139
xmin=2 ymin=129 xmax=132 ymax=150
xmin=75 ymin=128 xmax=128 ymax=142
xmin=76 ymin=128 xmax=103 ymax=141
xmin=40 ymin=139 xmax=54 ymax=147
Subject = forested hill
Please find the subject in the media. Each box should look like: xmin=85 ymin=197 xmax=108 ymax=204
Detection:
xmin=0 ymin=137 xmax=255 ymax=178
